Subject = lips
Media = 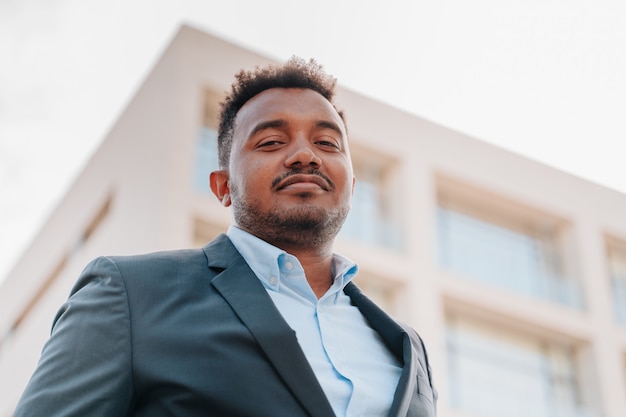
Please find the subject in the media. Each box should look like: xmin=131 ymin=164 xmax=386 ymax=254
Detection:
xmin=275 ymin=174 xmax=330 ymax=191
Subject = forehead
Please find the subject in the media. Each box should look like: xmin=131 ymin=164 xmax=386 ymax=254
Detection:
xmin=233 ymin=88 xmax=346 ymax=137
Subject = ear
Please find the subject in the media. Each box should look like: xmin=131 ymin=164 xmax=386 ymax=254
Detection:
xmin=210 ymin=170 xmax=232 ymax=207
xmin=351 ymin=175 xmax=356 ymax=195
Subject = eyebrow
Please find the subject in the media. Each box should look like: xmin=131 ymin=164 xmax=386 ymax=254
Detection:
xmin=315 ymin=120 xmax=343 ymax=136
xmin=248 ymin=118 xmax=344 ymax=139
xmin=248 ymin=119 xmax=288 ymax=138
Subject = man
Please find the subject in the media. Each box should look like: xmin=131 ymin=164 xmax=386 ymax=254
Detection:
xmin=14 ymin=57 xmax=437 ymax=417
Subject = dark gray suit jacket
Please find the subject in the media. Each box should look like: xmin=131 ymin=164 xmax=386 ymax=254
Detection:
xmin=14 ymin=234 xmax=437 ymax=417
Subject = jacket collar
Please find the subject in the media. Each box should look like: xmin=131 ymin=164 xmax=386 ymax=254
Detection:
xmin=343 ymin=282 xmax=419 ymax=417
xmin=202 ymin=235 xmax=336 ymax=417
xmin=203 ymin=235 xmax=418 ymax=417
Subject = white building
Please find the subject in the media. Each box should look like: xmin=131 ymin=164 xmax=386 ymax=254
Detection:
xmin=1 ymin=25 xmax=625 ymax=417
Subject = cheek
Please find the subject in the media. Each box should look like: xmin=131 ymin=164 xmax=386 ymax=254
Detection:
xmin=233 ymin=159 xmax=273 ymax=192
xmin=333 ymin=162 xmax=354 ymax=191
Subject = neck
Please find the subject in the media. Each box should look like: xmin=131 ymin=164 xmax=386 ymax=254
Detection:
xmin=272 ymin=240 xmax=336 ymax=299
xmin=235 ymin=222 xmax=339 ymax=298
xmin=293 ymin=249 xmax=335 ymax=299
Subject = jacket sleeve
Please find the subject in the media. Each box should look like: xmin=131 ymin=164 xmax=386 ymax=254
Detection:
xmin=411 ymin=329 xmax=438 ymax=416
xmin=13 ymin=257 xmax=134 ymax=417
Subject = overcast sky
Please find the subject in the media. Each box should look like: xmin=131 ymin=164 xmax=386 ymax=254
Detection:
xmin=1 ymin=0 xmax=626 ymax=282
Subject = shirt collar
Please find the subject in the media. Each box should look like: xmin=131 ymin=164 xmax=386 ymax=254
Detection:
xmin=226 ymin=226 xmax=358 ymax=297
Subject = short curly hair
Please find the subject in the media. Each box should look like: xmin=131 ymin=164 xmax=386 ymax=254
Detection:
xmin=217 ymin=56 xmax=344 ymax=169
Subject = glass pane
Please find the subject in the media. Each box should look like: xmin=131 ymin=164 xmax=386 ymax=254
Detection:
xmin=438 ymin=208 xmax=581 ymax=308
xmin=193 ymin=127 xmax=219 ymax=193
xmin=447 ymin=323 xmax=597 ymax=417
xmin=340 ymin=173 xmax=402 ymax=250
xmin=609 ymin=248 xmax=626 ymax=325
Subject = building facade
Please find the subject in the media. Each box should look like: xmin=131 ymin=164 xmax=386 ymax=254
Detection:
xmin=1 ymin=25 xmax=625 ymax=417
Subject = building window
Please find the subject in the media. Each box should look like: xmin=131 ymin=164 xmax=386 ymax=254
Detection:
xmin=607 ymin=239 xmax=626 ymax=325
xmin=193 ymin=90 xmax=221 ymax=194
xmin=340 ymin=150 xmax=403 ymax=250
xmin=436 ymin=177 xmax=581 ymax=308
xmin=447 ymin=316 xmax=597 ymax=417
xmin=65 ymin=194 xmax=114 ymax=256
xmin=193 ymin=127 xmax=219 ymax=193
xmin=2 ymin=255 xmax=69 ymax=348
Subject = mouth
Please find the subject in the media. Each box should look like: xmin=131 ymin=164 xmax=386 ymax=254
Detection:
xmin=275 ymin=174 xmax=331 ymax=191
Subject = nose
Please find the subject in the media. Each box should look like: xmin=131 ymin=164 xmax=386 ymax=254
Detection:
xmin=284 ymin=139 xmax=322 ymax=168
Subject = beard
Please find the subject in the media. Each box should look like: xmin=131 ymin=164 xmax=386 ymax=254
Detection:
xmin=230 ymin=188 xmax=349 ymax=249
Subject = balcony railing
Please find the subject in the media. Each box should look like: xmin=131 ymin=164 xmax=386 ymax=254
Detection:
xmin=438 ymin=208 xmax=582 ymax=308
xmin=447 ymin=326 xmax=600 ymax=417
xmin=340 ymin=180 xmax=402 ymax=250
xmin=612 ymin=272 xmax=626 ymax=325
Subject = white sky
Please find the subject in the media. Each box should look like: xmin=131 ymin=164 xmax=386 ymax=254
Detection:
xmin=1 ymin=0 xmax=626 ymax=282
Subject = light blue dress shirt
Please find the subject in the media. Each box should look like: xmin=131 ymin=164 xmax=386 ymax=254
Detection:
xmin=227 ymin=226 xmax=403 ymax=417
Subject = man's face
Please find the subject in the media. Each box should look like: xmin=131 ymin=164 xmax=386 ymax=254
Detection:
xmin=210 ymin=88 xmax=355 ymax=248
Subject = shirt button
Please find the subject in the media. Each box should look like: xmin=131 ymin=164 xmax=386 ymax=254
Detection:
xmin=269 ymin=276 xmax=278 ymax=285
xmin=285 ymin=262 xmax=294 ymax=270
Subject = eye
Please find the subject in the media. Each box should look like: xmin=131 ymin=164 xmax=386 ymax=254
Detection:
xmin=259 ymin=140 xmax=281 ymax=146
xmin=315 ymin=138 xmax=340 ymax=150
xmin=257 ymin=137 xmax=285 ymax=149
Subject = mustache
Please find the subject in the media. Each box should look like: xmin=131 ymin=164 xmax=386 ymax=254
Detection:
xmin=271 ymin=168 xmax=335 ymax=190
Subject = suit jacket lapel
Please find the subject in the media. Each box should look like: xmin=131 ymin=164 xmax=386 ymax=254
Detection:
xmin=203 ymin=235 xmax=336 ymax=417
xmin=343 ymin=282 xmax=418 ymax=417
